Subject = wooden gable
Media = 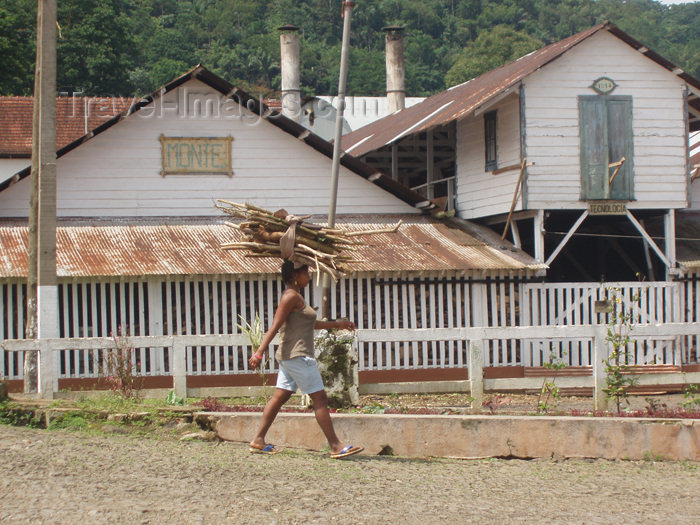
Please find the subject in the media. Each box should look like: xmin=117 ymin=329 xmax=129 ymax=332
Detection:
xmin=0 ymin=71 xmax=422 ymax=219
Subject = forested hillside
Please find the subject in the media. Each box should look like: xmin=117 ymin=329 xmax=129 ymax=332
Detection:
xmin=1 ymin=0 xmax=699 ymax=98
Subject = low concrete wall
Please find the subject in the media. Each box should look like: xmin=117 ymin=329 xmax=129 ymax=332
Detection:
xmin=207 ymin=412 xmax=700 ymax=461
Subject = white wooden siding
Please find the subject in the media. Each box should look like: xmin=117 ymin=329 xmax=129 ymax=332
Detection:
xmin=524 ymin=31 xmax=688 ymax=210
xmin=455 ymin=94 xmax=522 ymax=218
xmin=0 ymin=159 xmax=29 ymax=187
xmin=0 ymin=79 xmax=418 ymax=218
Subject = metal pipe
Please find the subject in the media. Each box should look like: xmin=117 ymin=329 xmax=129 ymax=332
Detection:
xmin=383 ymin=25 xmax=406 ymax=113
xmin=278 ymin=24 xmax=301 ymax=122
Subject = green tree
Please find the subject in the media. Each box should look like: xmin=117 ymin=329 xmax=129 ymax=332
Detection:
xmin=56 ymin=0 xmax=138 ymax=95
xmin=0 ymin=1 xmax=36 ymax=95
xmin=445 ymin=25 xmax=543 ymax=86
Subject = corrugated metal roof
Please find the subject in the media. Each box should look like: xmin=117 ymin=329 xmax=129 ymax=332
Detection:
xmin=342 ymin=23 xmax=700 ymax=157
xmin=0 ymin=216 xmax=544 ymax=279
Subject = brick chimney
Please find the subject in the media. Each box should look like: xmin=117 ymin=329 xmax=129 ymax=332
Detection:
xmin=383 ymin=25 xmax=406 ymax=113
xmin=278 ymin=24 xmax=301 ymax=122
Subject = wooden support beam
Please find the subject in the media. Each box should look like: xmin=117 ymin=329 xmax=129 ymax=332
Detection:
xmin=502 ymin=158 xmax=528 ymax=240
xmin=545 ymin=210 xmax=588 ymax=267
xmin=625 ymin=210 xmax=671 ymax=269
xmin=534 ymin=210 xmax=545 ymax=264
xmin=665 ymin=209 xmax=678 ymax=277
xmin=510 ymin=220 xmax=521 ymax=249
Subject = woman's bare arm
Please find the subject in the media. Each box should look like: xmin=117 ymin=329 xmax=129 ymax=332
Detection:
xmin=249 ymin=290 xmax=304 ymax=368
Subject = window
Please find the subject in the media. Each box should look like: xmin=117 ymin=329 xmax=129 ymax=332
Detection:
xmin=484 ymin=110 xmax=497 ymax=170
xmin=579 ymin=95 xmax=634 ymax=200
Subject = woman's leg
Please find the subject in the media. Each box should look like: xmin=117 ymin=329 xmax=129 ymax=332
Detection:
xmin=250 ymin=388 xmax=293 ymax=448
xmin=308 ymin=389 xmax=342 ymax=454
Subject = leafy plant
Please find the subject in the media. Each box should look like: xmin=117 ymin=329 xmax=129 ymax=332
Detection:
xmin=48 ymin=413 xmax=89 ymax=431
xmin=196 ymin=396 xmax=234 ymax=412
xmin=681 ymin=379 xmax=700 ymax=411
xmin=602 ymin=289 xmax=639 ymax=415
xmin=537 ymin=349 xmax=567 ymax=414
xmin=237 ymin=313 xmax=270 ymax=404
xmin=483 ymin=394 xmax=511 ymax=414
xmin=166 ymin=389 xmax=185 ymax=406
xmin=99 ymin=325 xmax=143 ymax=400
xmin=0 ymin=401 xmax=42 ymax=428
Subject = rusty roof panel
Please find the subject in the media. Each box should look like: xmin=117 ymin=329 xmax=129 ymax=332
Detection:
xmin=0 ymin=216 xmax=543 ymax=279
xmin=343 ymin=23 xmax=700 ymax=156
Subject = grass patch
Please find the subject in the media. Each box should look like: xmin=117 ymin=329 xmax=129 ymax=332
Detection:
xmin=47 ymin=413 xmax=90 ymax=431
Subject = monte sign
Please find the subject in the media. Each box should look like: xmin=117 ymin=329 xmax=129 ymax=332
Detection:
xmin=160 ymin=135 xmax=233 ymax=177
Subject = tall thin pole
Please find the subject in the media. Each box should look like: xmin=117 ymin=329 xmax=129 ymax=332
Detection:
xmin=322 ymin=0 xmax=355 ymax=319
xmin=26 ymin=0 xmax=58 ymax=394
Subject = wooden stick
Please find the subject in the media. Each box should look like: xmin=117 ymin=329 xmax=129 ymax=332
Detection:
xmin=502 ymin=159 xmax=528 ymax=240
xmin=609 ymin=156 xmax=626 ymax=185
xmin=345 ymin=220 xmax=403 ymax=237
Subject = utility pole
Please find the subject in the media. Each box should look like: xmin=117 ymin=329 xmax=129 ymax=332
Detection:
xmin=322 ymin=0 xmax=355 ymax=319
xmin=25 ymin=0 xmax=58 ymax=394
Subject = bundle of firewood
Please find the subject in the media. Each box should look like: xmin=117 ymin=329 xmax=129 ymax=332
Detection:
xmin=216 ymin=201 xmax=401 ymax=280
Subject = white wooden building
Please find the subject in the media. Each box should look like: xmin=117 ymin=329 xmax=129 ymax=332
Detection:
xmin=343 ymin=23 xmax=700 ymax=283
xmin=0 ymin=66 xmax=544 ymax=392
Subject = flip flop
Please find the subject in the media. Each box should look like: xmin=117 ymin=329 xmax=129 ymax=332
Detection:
xmin=249 ymin=444 xmax=279 ymax=455
xmin=330 ymin=445 xmax=364 ymax=459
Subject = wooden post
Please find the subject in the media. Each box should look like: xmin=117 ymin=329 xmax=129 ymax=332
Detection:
xmin=593 ymin=325 xmax=608 ymax=411
xmin=665 ymin=209 xmax=677 ymax=279
xmin=38 ymin=340 xmax=54 ymax=399
xmin=322 ymin=0 xmax=355 ymax=319
xmin=172 ymin=338 xmax=187 ymax=400
xmin=27 ymin=0 xmax=59 ymax=394
xmin=468 ymin=338 xmax=484 ymax=409
xmin=533 ymin=210 xmax=545 ymax=264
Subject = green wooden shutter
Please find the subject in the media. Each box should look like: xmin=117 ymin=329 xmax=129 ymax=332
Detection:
xmin=579 ymin=96 xmax=607 ymax=200
xmin=606 ymin=96 xmax=634 ymax=200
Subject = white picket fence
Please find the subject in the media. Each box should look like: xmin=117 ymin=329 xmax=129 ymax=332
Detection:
xmin=2 ymin=277 xmax=699 ymax=383
xmin=4 ymin=324 xmax=700 ymax=409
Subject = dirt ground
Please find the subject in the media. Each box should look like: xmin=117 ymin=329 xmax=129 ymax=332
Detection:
xmin=1 ymin=392 xmax=699 ymax=524
xmin=355 ymin=391 xmax=694 ymax=415
xmin=2 ymin=392 xmax=700 ymax=525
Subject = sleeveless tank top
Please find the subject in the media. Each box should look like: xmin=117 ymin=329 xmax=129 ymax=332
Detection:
xmin=275 ymin=299 xmax=317 ymax=361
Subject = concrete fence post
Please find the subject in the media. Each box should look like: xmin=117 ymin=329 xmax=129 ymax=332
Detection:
xmin=38 ymin=340 xmax=54 ymax=399
xmin=593 ymin=326 xmax=608 ymax=411
xmin=172 ymin=338 xmax=187 ymax=400
xmin=469 ymin=339 xmax=484 ymax=409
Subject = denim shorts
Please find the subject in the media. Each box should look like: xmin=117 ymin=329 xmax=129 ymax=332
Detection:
xmin=276 ymin=356 xmax=325 ymax=395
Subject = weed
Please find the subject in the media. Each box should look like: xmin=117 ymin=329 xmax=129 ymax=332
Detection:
xmin=99 ymin=325 xmax=143 ymax=400
xmin=484 ymin=394 xmax=511 ymax=414
xmin=680 ymin=460 xmax=697 ymax=472
xmin=537 ymin=349 xmax=567 ymax=414
xmin=166 ymin=389 xmax=185 ymax=406
xmin=642 ymin=451 xmax=665 ymax=462
xmin=681 ymin=379 xmax=700 ymax=411
xmin=0 ymin=401 xmax=42 ymax=428
xmin=602 ymin=288 xmax=639 ymax=415
xmin=48 ymin=413 xmax=89 ymax=431
xmin=237 ymin=313 xmax=270 ymax=404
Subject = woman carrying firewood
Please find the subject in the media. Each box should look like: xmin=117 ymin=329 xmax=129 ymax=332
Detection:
xmin=248 ymin=260 xmax=364 ymax=459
